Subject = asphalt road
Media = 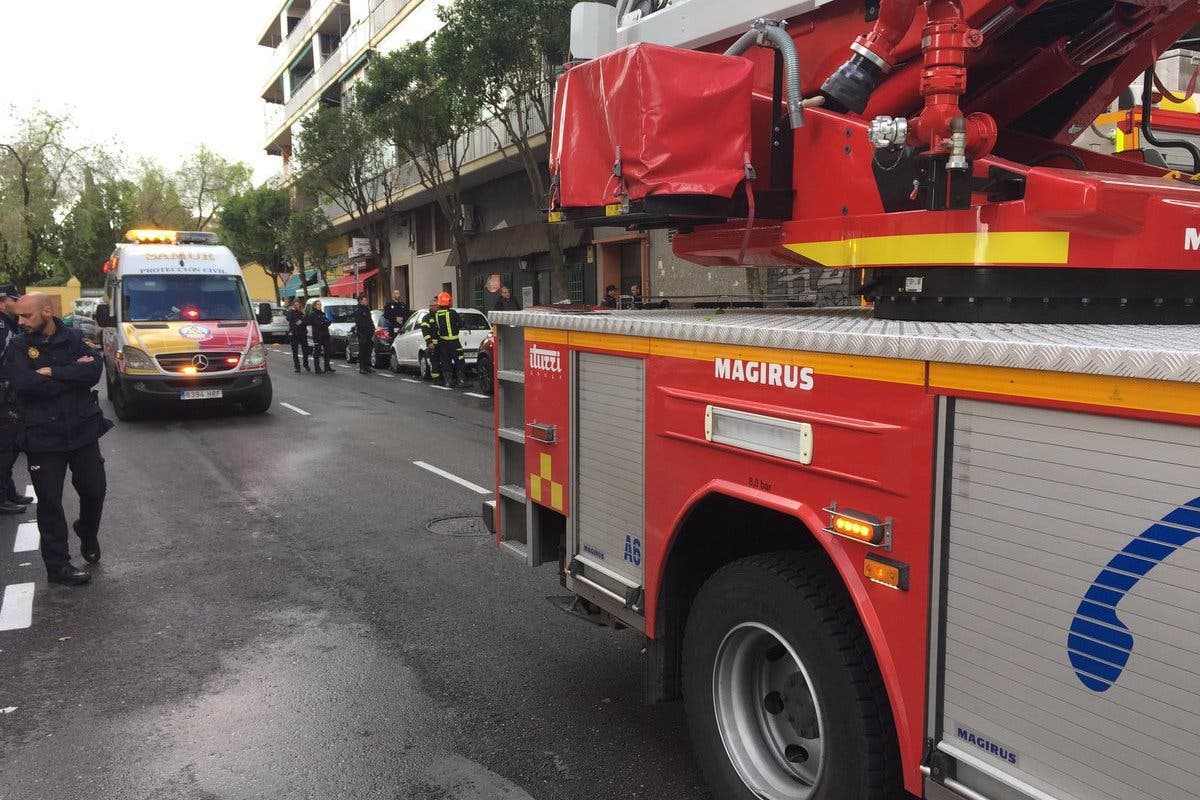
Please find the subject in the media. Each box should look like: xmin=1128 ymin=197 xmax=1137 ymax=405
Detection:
xmin=0 ymin=346 xmax=707 ymax=800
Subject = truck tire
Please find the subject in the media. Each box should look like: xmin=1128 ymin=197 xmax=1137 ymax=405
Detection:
xmin=242 ymin=377 xmax=273 ymax=414
xmin=682 ymin=552 xmax=901 ymax=800
xmin=108 ymin=375 xmax=141 ymax=422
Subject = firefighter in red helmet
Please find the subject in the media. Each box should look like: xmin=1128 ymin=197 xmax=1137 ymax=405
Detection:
xmin=432 ymin=292 xmax=464 ymax=388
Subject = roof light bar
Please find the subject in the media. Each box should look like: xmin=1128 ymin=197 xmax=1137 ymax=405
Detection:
xmin=125 ymin=230 xmax=218 ymax=245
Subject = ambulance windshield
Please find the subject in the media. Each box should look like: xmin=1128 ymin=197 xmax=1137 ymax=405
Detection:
xmin=121 ymin=275 xmax=252 ymax=322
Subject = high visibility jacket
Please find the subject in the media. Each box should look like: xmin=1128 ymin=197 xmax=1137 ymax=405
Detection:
xmin=434 ymin=308 xmax=462 ymax=341
xmin=421 ymin=311 xmax=439 ymax=346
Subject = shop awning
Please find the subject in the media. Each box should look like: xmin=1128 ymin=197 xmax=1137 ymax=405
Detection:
xmin=327 ymin=268 xmax=380 ymax=297
xmin=446 ymin=222 xmax=587 ymax=267
xmin=280 ymin=269 xmax=326 ymax=298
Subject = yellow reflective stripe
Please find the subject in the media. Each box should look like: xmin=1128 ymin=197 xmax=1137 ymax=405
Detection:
xmin=525 ymin=327 xmax=568 ymax=344
xmin=929 ymin=363 xmax=1200 ymax=418
xmin=784 ymin=231 xmax=1070 ymax=267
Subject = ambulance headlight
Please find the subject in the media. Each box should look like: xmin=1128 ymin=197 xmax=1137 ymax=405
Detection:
xmin=243 ymin=344 xmax=267 ymax=369
xmin=119 ymin=346 xmax=155 ymax=372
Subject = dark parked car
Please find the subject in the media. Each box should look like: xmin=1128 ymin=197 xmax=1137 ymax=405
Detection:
xmin=474 ymin=332 xmax=495 ymax=394
xmin=344 ymin=309 xmax=389 ymax=367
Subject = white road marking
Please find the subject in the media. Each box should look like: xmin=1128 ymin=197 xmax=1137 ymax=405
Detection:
xmin=464 ymin=392 xmax=490 ymax=399
xmin=375 ymin=372 xmax=396 ymax=378
xmin=280 ymin=402 xmax=311 ymax=416
xmin=400 ymin=378 xmax=421 ymax=384
xmin=13 ymin=523 xmax=38 ymax=552
xmin=430 ymin=385 xmax=452 ymax=391
xmin=24 ymin=485 xmax=36 ymax=504
xmin=0 ymin=583 xmax=34 ymax=631
xmin=18 ymin=562 xmax=31 ymax=567
xmin=412 ymin=461 xmax=492 ymax=495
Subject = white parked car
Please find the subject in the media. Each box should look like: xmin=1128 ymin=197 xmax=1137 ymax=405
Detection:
xmin=389 ymin=307 xmax=491 ymax=377
xmin=301 ymin=296 xmax=360 ymax=357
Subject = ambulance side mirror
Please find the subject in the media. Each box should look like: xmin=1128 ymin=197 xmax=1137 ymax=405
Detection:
xmin=257 ymin=303 xmax=273 ymax=325
xmin=95 ymin=303 xmax=114 ymax=328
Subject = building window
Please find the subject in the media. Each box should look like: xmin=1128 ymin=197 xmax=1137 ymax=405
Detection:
xmin=414 ymin=207 xmax=433 ymax=255
xmin=433 ymin=204 xmax=450 ymax=253
xmin=568 ymin=260 xmax=584 ymax=304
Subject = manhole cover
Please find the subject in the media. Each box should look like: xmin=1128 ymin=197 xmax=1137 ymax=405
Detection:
xmin=427 ymin=516 xmax=491 ymax=537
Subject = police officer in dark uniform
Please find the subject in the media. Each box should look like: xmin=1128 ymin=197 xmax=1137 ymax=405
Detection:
xmin=433 ymin=292 xmax=465 ymax=388
xmin=7 ymin=292 xmax=111 ymax=586
xmin=0 ymin=284 xmax=32 ymax=514
xmin=285 ymin=298 xmax=311 ymax=372
xmin=352 ymin=294 xmax=375 ymax=374
xmin=381 ymin=290 xmax=410 ymax=337
xmin=306 ymin=299 xmax=335 ymax=374
xmin=419 ymin=297 xmax=441 ymax=382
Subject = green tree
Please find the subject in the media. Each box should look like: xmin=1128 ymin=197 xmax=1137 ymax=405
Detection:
xmin=59 ymin=167 xmax=137 ymax=287
xmin=130 ymin=159 xmax=190 ymax=229
xmin=359 ymin=39 xmax=480 ymax=274
xmin=437 ymin=0 xmax=574 ymax=294
xmin=176 ymin=145 xmax=253 ymax=231
xmin=285 ymin=207 xmax=332 ymax=276
xmin=0 ymin=111 xmax=88 ymax=288
xmin=219 ymin=185 xmax=291 ymax=272
xmin=295 ymin=103 xmax=398 ymax=271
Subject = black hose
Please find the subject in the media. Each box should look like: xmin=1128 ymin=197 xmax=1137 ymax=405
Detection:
xmin=1028 ymin=149 xmax=1087 ymax=169
xmin=1140 ymin=68 xmax=1200 ymax=174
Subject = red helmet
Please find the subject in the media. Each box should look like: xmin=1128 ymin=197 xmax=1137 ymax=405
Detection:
xmin=437 ymin=292 xmax=452 ymax=307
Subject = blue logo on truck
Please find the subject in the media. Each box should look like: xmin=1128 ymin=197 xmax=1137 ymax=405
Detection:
xmin=1068 ymin=496 xmax=1200 ymax=692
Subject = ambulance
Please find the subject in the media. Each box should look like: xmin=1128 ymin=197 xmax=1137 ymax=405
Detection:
xmin=95 ymin=230 xmax=274 ymax=420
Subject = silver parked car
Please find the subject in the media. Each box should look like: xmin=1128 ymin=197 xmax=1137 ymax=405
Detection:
xmin=257 ymin=302 xmax=290 ymax=343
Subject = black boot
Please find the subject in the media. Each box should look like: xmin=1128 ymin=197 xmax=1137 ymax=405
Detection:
xmin=47 ymin=563 xmax=91 ymax=586
xmin=0 ymin=500 xmax=25 ymax=514
xmin=303 ymin=360 xmax=312 ymax=372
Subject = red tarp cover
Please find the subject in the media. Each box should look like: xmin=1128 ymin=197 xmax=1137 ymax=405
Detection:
xmin=551 ymin=43 xmax=754 ymax=209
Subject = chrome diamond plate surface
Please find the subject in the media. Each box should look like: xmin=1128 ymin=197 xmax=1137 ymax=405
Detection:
xmin=490 ymin=307 xmax=1200 ymax=383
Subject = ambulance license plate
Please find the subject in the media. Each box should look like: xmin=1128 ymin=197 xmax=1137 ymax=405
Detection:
xmin=180 ymin=389 xmax=223 ymax=400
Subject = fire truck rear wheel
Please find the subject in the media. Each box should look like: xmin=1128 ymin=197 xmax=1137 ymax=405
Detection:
xmin=682 ymin=552 xmax=900 ymax=800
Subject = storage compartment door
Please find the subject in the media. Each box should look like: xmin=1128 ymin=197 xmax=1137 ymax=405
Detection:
xmin=936 ymin=399 xmax=1200 ymax=800
xmin=572 ymin=353 xmax=645 ymax=608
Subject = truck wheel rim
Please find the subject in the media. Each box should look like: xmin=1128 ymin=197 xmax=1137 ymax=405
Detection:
xmin=712 ymin=622 xmax=825 ymax=799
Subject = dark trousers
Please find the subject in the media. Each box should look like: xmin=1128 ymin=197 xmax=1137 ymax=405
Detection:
xmin=0 ymin=406 xmax=20 ymax=500
xmin=28 ymin=442 xmax=106 ymax=573
xmin=437 ymin=339 xmax=464 ymax=385
xmin=357 ymin=335 xmax=373 ymax=372
xmin=312 ymin=340 xmax=331 ymax=372
xmin=291 ymin=337 xmax=311 ymax=370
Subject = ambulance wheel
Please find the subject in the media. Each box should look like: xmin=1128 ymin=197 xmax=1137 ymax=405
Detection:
xmin=682 ymin=552 xmax=901 ymax=800
xmin=243 ymin=378 xmax=273 ymax=414
xmin=108 ymin=376 xmax=141 ymax=422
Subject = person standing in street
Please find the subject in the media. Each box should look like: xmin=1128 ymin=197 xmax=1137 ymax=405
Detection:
xmin=353 ymin=294 xmax=375 ymax=374
xmin=307 ymin=300 xmax=334 ymax=374
xmin=286 ymin=298 xmax=311 ymax=373
xmin=420 ymin=297 xmax=442 ymax=383
xmin=433 ymin=292 xmax=465 ymax=388
xmin=0 ymin=284 xmax=32 ymax=515
xmin=7 ymin=293 xmax=111 ymax=586
xmin=382 ymin=289 xmax=410 ymax=337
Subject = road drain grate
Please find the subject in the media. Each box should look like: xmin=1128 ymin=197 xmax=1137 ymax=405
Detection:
xmin=426 ymin=516 xmax=491 ymax=537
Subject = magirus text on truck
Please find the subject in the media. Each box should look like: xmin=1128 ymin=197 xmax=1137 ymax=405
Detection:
xmin=488 ymin=2 xmax=1200 ymax=799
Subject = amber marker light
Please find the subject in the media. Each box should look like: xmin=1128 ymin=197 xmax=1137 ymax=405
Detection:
xmin=864 ymin=554 xmax=909 ymax=591
xmin=823 ymin=504 xmax=891 ymax=548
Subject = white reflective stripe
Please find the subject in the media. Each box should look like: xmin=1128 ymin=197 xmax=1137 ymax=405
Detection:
xmin=0 ymin=583 xmax=34 ymax=631
xmin=412 ymin=461 xmax=491 ymax=495
xmin=24 ymin=485 xmax=36 ymax=504
xmin=13 ymin=522 xmax=38 ymax=552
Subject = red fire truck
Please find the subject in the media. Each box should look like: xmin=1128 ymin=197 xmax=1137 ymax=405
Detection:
xmin=487 ymin=2 xmax=1200 ymax=799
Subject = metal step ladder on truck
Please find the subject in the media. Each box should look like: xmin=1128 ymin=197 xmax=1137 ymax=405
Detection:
xmin=485 ymin=2 xmax=1200 ymax=799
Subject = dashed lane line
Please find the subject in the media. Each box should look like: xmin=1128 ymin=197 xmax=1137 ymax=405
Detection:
xmin=400 ymin=378 xmax=421 ymax=384
xmin=430 ymin=385 xmax=453 ymax=391
xmin=0 ymin=583 xmax=34 ymax=631
xmin=412 ymin=461 xmax=492 ymax=496
xmin=13 ymin=523 xmax=38 ymax=553
xmin=280 ymin=402 xmax=311 ymax=416
xmin=463 ymin=392 xmax=491 ymax=400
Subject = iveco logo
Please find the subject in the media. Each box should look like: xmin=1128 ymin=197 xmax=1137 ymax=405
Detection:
xmin=191 ymin=354 xmax=209 ymax=370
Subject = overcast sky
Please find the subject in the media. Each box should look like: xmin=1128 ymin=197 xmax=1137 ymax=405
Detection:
xmin=0 ymin=1 xmax=282 ymax=182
